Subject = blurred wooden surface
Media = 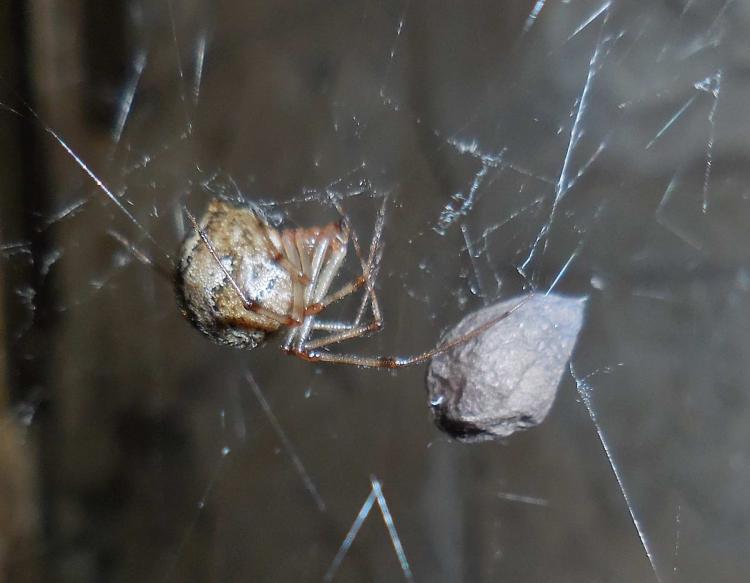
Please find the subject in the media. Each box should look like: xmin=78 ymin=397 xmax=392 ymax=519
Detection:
xmin=4 ymin=1 xmax=750 ymax=582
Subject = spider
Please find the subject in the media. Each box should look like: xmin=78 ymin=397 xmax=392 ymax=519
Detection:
xmin=174 ymin=196 xmax=528 ymax=368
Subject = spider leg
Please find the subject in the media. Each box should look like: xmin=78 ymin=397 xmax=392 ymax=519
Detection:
xmin=299 ymin=249 xmax=385 ymax=350
xmin=355 ymin=243 xmax=384 ymax=324
xmin=281 ymin=230 xmax=318 ymax=350
xmin=305 ymin=197 xmax=386 ymax=321
xmin=281 ymin=230 xmax=306 ymax=324
xmin=303 ymin=322 xmax=381 ymax=350
xmin=311 ymin=320 xmax=358 ymax=331
xmin=331 ymin=195 xmax=387 ymax=326
xmin=353 ymin=196 xmax=387 ymax=325
xmin=256 ymin=217 xmax=308 ymax=284
xmin=292 ymin=350 xmax=401 ymax=368
xmin=305 ymin=277 xmax=367 ymax=315
xmin=291 ymin=295 xmax=532 ymax=369
xmin=295 ymin=199 xmax=388 ymax=351
xmin=286 ymin=232 xmax=347 ymax=350
xmin=278 ymin=226 xmax=348 ymax=350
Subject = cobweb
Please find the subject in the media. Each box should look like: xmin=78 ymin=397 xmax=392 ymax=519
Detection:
xmin=1 ymin=1 xmax=748 ymax=581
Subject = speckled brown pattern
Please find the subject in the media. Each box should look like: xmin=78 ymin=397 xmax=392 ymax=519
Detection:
xmin=175 ymin=199 xmax=293 ymax=348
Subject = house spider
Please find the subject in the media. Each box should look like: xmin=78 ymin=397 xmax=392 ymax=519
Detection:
xmin=175 ymin=197 xmax=527 ymax=368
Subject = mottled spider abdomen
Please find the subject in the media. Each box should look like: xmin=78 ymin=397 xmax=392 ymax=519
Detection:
xmin=175 ymin=199 xmax=293 ymax=349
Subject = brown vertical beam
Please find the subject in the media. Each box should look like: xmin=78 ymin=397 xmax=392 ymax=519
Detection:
xmin=0 ymin=2 xmax=53 ymax=582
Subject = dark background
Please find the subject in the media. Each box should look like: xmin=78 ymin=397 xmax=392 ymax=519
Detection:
xmin=2 ymin=1 xmax=750 ymax=581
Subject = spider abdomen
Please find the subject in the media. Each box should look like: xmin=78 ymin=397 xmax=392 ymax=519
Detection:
xmin=175 ymin=199 xmax=293 ymax=349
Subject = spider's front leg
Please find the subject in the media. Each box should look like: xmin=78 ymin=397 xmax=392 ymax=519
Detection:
xmin=293 ymin=295 xmax=533 ymax=369
xmin=291 ymin=202 xmax=387 ymax=354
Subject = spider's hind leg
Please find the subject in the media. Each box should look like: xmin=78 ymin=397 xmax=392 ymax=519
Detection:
xmin=330 ymin=195 xmax=388 ymax=326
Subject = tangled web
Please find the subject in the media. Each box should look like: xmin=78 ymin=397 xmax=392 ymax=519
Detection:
xmin=1 ymin=1 xmax=749 ymax=581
